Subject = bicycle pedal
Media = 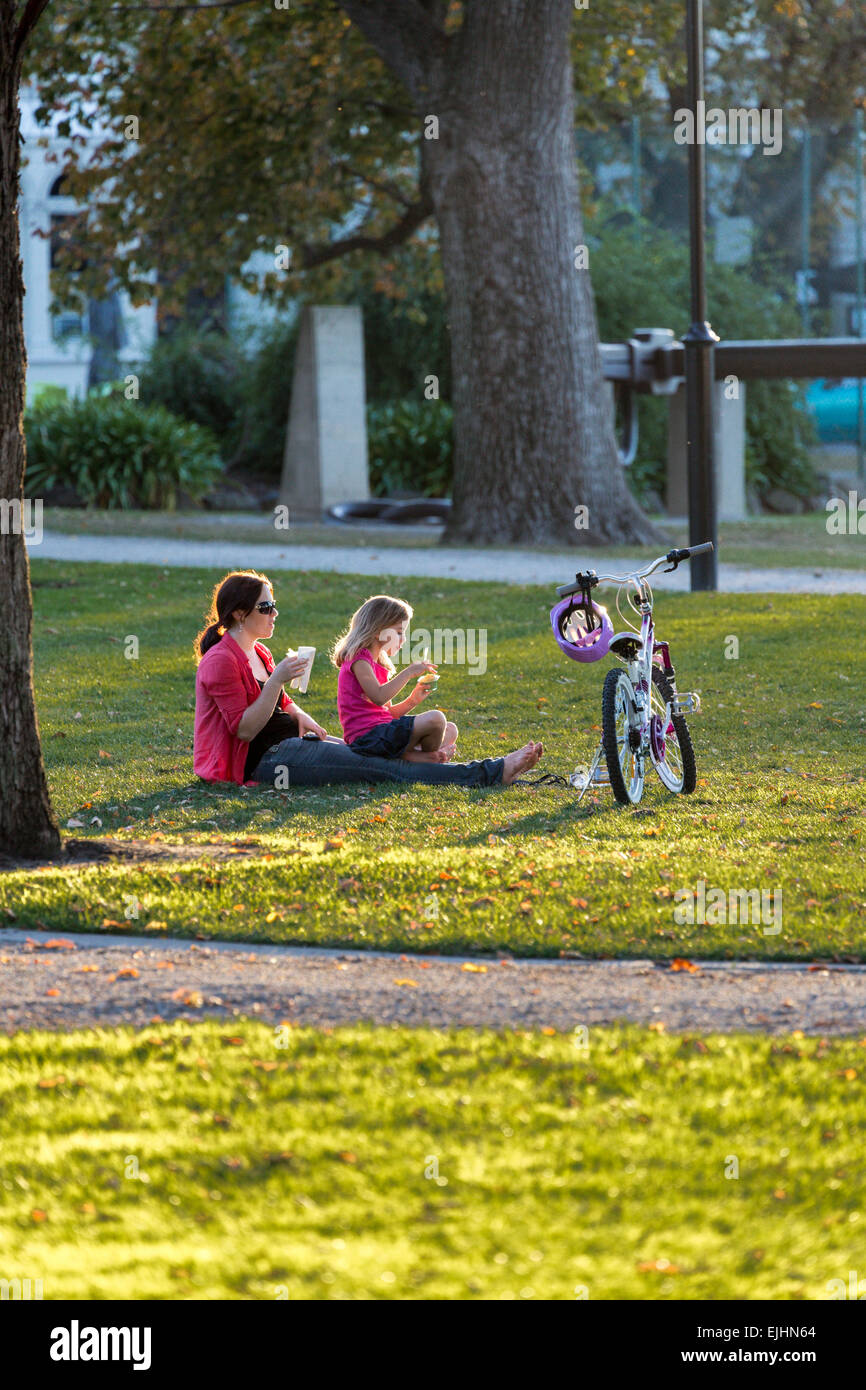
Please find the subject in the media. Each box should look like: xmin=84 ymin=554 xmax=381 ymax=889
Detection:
xmin=671 ymin=692 xmax=701 ymax=715
xmin=569 ymin=763 xmax=610 ymax=790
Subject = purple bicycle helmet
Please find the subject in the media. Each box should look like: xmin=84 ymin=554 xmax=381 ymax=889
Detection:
xmin=550 ymin=595 xmax=613 ymax=664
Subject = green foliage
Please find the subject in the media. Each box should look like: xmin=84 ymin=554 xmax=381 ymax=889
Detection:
xmin=358 ymin=284 xmax=452 ymax=405
xmin=136 ymin=321 xmax=298 ymax=477
xmin=589 ymin=206 xmax=819 ymax=503
xmin=367 ymin=399 xmax=453 ymax=497
xmin=137 ymin=329 xmax=244 ymax=445
xmin=24 ymin=392 xmax=223 ymax=509
xmin=30 ymin=383 xmax=69 ymax=408
xmin=232 ymin=319 xmax=299 ymax=476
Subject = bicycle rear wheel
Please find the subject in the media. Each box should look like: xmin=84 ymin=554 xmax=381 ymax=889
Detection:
xmin=601 ymin=668 xmax=645 ymax=805
xmin=649 ymin=667 xmax=697 ymax=794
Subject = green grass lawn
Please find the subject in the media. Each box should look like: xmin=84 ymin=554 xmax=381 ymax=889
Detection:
xmin=41 ymin=507 xmax=866 ymax=570
xmin=2 ymin=559 xmax=863 ymax=960
xmin=1 ymin=1018 xmax=863 ymax=1300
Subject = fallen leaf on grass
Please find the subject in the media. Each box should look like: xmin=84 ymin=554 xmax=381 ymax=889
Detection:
xmin=144 ymin=920 xmax=168 ymax=931
xmin=648 ymin=1021 xmax=666 ymax=1032
xmin=37 ymin=1076 xmax=66 ymax=1088
xmin=670 ymin=958 xmax=700 ymax=973
xmin=45 ymin=988 xmax=60 ymax=997
xmin=323 ymin=838 xmax=344 ymax=851
xmin=171 ymin=988 xmax=203 ymax=1008
xmin=839 ymin=1068 xmax=858 ymax=1081
xmin=75 ymin=965 xmax=99 ymax=973
xmin=393 ymin=978 xmax=419 ymax=987
xmin=338 ymin=1152 xmax=357 ymax=1163
xmin=41 ymin=939 xmax=76 ymax=951
xmin=637 ymin=1259 xmax=679 ymax=1274
xmin=461 ymin=963 xmax=487 ymax=973
xmin=31 ymin=1209 xmax=48 ymax=1223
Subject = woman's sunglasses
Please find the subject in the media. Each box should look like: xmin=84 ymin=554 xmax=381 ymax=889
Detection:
xmin=255 ymin=601 xmax=278 ymax=615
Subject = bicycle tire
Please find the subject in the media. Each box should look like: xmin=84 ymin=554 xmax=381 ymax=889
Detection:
xmin=651 ymin=667 xmax=697 ymax=794
xmin=602 ymin=667 xmax=644 ymax=805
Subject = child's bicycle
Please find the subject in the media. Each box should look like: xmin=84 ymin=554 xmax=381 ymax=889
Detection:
xmin=549 ymin=543 xmax=713 ymax=805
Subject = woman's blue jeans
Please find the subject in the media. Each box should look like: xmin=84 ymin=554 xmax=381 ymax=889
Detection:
xmin=248 ymin=735 xmax=504 ymax=789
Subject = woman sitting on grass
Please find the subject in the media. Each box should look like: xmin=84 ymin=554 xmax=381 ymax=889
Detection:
xmin=333 ymin=595 xmax=457 ymax=764
xmin=193 ymin=570 xmax=542 ymax=790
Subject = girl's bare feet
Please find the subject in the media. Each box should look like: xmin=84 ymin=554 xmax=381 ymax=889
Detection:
xmin=501 ymin=741 xmax=543 ymax=785
xmin=439 ymin=720 xmax=458 ymax=761
xmin=403 ymin=749 xmax=449 ymax=764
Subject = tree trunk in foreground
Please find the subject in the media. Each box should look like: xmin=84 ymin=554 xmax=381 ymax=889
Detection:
xmin=0 ymin=2 xmax=61 ymax=858
xmin=343 ymin=0 xmax=662 ymax=546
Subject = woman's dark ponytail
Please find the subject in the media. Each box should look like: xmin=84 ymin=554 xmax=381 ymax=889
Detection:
xmin=194 ymin=570 xmax=271 ymax=663
xmin=199 ymin=622 xmax=223 ymax=656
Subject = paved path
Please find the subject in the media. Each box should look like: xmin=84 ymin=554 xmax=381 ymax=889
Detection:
xmin=27 ymin=531 xmax=866 ymax=594
xmin=2 ymin=929 xmax=865 ymax=1036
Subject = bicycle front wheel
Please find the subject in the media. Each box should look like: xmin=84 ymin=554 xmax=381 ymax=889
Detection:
xmin=601 ymin=668 xmax=645 ymax=805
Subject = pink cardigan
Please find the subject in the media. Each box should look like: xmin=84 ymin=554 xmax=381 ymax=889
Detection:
xmin=194 ymin=632 xmax=294 ymax=785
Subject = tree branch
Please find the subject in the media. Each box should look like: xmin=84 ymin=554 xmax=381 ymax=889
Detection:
xmin=13 ymin=0 xmax=53 ymax=63
xmin=298 ymin=186 xmax=433 ymax=270
xmin=342 ymin=163 xmax=416 ymax=210
xmin=338 ymin=0 xmax=448 ymax=108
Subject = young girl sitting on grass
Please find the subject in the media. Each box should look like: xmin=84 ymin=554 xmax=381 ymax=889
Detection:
xmin=333 ymin=595 xmax=458 ymax=763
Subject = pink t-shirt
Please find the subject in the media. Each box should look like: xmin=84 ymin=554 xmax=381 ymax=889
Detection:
xmin=337 ymin=648 xmax=398 ymax=743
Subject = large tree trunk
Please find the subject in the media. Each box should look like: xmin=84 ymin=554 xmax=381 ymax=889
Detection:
xmin=0 ymin=3 xmax=62 ymax=859
xmin=343 ymin=0 xmax=662 ymax=546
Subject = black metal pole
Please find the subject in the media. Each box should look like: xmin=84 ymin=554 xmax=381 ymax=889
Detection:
xmin=683 ymin=0 xmax=719 ymax=591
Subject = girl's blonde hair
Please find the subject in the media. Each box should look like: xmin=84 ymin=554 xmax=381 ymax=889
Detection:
xmin=331 ymin=594 xmax=413 ymax=671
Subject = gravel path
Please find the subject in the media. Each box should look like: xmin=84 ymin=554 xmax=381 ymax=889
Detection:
xmin=27 ymin=530 xmax=866 ymax=594
xmin=3 ymin=930 xmax=865 ymax=1036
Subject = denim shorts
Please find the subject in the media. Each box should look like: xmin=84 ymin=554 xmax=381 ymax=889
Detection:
xmin=348 ymin=715 xmax=417 ymax=760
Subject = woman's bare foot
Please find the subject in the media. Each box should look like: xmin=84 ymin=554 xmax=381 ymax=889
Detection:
xmin=501 ymin=741 xmax=543 ymax=785
xmin=439 ymin=741 xmax=457 ymax=761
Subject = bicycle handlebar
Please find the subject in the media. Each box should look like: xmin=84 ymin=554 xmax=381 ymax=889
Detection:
xmin=555 ymin=542 xmax=714 ymax=597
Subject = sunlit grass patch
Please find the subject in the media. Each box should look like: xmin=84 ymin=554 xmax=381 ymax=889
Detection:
xmin=0 ymin=1019 xmax=863 ymax=1300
